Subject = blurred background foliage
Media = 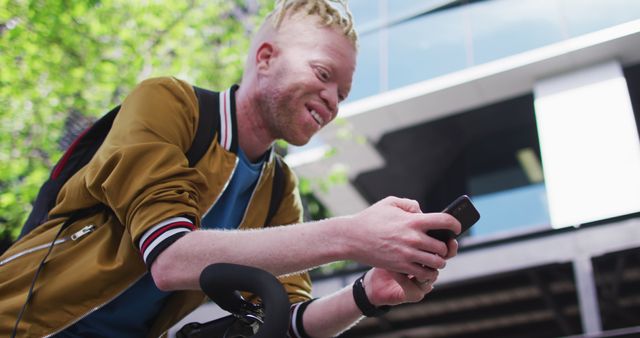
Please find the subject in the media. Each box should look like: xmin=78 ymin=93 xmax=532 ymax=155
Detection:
xmin=0 ymin=0 xmax=336 ymax=245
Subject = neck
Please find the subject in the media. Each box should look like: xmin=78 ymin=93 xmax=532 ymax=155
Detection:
xmin=235 ymin=85 xmax=275 ymax=162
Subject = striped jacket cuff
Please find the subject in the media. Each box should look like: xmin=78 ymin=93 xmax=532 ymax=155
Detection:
xmin=288 ymin=299 xmax=316 ymax=338
xmin=138 ymin=216 xmax=195 ymax=268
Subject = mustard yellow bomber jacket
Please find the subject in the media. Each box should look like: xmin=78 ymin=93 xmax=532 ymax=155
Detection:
xmin=0 ymin=77 xmax=312 ymax=337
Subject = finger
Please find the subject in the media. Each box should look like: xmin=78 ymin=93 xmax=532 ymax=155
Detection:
xmin=401 ymin=261 xmax=441 ymax=282
xmin=412 ymin=276 xmax=434 ymax=290
xmin=412 ymin=265 xmax=439 ymax=284
xmin=418 ymin=282 xmax=434 ymax=294
xmin=423 ymin=284 xmax=434 ymax=294
xmin=413 ymin=231 xmax=449 ymax=257
xmin=396 ymin=273 xmax=424 ymax=292
xmin=445 ymin=238 xmax=459 ymax=259
xmin=401 ymin=275 xmax=435 ymax=301
xmin=412 ymin=212 xmax=461 ymax=235
xmin=414 ymin=278 xmax=430 ymax=286
xmin=412 ymin=251 xmax=447 ymax=272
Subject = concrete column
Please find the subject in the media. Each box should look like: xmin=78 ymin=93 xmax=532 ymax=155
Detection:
xmin=573 ymin=255 xmax=602 ymax=335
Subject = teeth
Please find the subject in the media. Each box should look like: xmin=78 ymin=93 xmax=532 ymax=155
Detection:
xmin=310 ymin=109 xmax=324 ymax=126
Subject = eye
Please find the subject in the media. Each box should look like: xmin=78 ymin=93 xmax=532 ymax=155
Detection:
xmin=315 ymin=66 xmax=330 ymax=82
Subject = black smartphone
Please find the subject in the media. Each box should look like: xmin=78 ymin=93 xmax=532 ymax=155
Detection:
xmin=427 ymin=195 xmax=480 ymax=242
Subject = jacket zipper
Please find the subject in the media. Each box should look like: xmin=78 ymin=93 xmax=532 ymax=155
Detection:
xmin=47 ymin=155 xmax=243 ymax=336
xmin=238 ymin=161 xmax=268 ymax=227
xmin=0 ymin=225 xmax=96 ymax=267
xmin=201 ymin=157 xmax=239 ymax=219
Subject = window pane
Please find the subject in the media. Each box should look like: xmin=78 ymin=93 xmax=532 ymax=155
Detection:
xmin=386 ymin=0 xmax=450 ymax=19
xmin=469 ymin=0 xmax=566 ymax=65
xmin=348 ymin=32 xmax=380 ymax=101
xmin=348 ymin=0 xmax=381 ymax=28
xmin=560 ymin=0 xmax=640 ymax=37
xmin=387 ymin=9 xmax=467 ymax=89
xmin=472 ymin=183 xmax=550 ymax=237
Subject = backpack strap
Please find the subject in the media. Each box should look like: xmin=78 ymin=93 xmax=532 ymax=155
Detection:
xmin=19 ymin=105 xmax=121 ymax=239
xmin=19 ymin=87 xmax=218 ymax=240
xmin=265 ymin=156 xmax=285 ymax=226
xmin=192 ymin=85 xmax=286 ymax=227
xmin=188 ymin=86 xmax=220 ymax=167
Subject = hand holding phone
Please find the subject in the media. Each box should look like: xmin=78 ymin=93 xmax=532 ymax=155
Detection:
xmin=427 ymin=195 xmax=480 ymax=242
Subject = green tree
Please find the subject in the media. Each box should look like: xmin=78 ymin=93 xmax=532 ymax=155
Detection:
xmin=0 ymin=0 xmax=273 ymax=241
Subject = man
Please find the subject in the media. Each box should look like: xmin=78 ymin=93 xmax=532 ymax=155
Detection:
xmin=0 ymin=0 xmax=460 ymax=337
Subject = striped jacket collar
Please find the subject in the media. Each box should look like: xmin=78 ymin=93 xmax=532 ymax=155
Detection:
xmin=218 ymin=85 xmax=239 ymax=153
xmin=219 ymin=85 xmax=277 ymax=163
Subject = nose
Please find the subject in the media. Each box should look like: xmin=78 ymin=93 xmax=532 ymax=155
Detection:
xmin=320 ymin=84 xmax=339 ymax=118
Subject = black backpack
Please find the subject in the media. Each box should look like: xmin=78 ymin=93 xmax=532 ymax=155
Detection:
xmin=17 ymin=86 xmax=285 ymax=241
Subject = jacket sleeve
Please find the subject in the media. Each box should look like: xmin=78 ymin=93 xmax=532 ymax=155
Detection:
xmin=82 ymin=77 xmax=207 ymax=265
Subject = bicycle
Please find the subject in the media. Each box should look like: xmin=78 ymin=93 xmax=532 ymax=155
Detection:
xmin=177 ymin=263 xmax=290 ymax=338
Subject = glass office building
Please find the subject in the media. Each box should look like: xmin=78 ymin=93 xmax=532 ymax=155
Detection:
xmin=290 ymin=0 xmax=640 ymax=238
xmin=349 ymin=0 xmax=640 ymax=99
xmin=288 ymin=1 xmax=640 ymax=337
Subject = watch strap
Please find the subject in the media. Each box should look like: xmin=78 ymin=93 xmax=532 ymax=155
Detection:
xmin=352 ymin=273 xmax=391 ymax=317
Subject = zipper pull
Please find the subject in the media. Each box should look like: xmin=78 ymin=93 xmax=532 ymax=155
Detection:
xmin=71 ymin=225 xmax=96 ymax=241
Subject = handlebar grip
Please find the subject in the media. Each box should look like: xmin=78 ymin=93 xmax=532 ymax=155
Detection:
xmin=199 ymin=263 xmax=290 ymax=338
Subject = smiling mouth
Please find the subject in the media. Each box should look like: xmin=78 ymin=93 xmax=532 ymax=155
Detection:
xmin=309 ymin=109 xmax=324 ymax=126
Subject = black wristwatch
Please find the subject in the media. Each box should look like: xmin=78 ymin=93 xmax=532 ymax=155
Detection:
xmin=352 ymin=273 xmax=391 ymax=317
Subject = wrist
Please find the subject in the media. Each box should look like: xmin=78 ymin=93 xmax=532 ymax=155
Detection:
xmin=362 ymin=270 xmax=382 ymax=306
xmin=352 ymin=272 xmax=391 ymax=317
xmin=324 ymin=215 xmax=357 ymax=262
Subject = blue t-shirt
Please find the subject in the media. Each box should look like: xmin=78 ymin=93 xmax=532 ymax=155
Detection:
xmin=55 ymin=149 xmax=264 ymax=338
xmin=201 ymin=148 xmax=264 ymax=229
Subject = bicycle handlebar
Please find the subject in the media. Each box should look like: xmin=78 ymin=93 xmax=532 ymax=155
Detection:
xmin=198 ymin=263 xmax=290 ymax=338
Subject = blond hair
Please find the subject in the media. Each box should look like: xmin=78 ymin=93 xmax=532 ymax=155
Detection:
xmin=265 ymin=0 xmax=358 ymax=48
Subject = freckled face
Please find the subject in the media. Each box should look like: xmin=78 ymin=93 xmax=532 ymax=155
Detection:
xmin=254 ymin=19 xmax=356 ymax=146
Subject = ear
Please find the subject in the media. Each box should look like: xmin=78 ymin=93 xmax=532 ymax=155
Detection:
xmin=255 ymin=42 xmax=277 ymax=72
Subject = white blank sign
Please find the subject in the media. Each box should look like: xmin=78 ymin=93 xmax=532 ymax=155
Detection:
xmin=534 ymin=61 xmax=640 ymax=228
